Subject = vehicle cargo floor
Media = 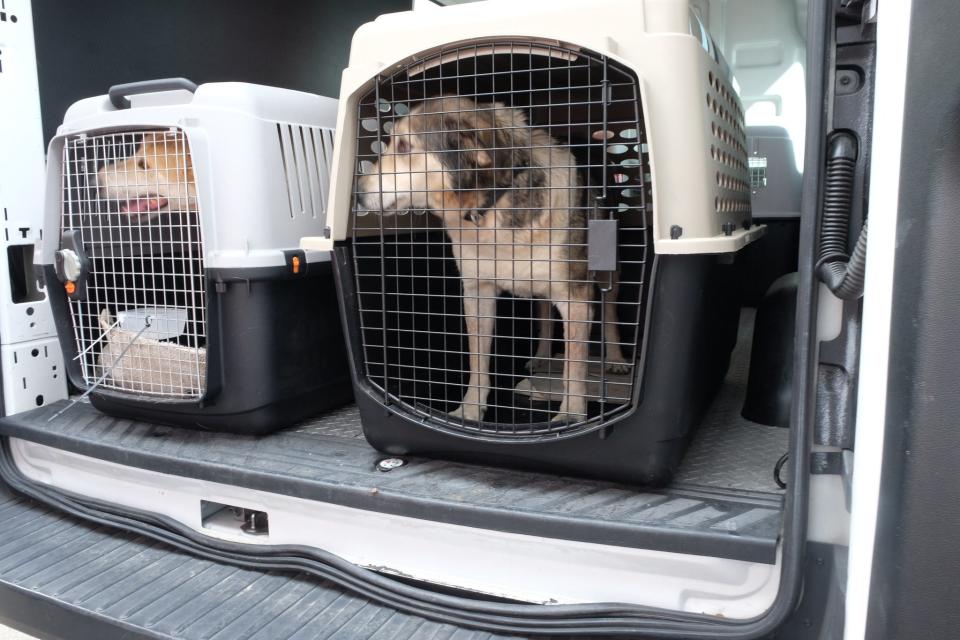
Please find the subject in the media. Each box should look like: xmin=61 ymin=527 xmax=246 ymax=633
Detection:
xmin=0 ymin=310 xmax=788 ymax=564
xmin=0 ymin=480 xmax=523 ymax=640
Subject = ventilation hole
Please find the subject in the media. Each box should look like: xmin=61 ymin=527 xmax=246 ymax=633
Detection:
xmin=359 ymin=160 xmax=375 ymax=174
xmin=30 ymin=348 xmax=38 ymax=357
xmin=613 ymin=173 xmax=629 ymax=184
xmin=607 ymin=144 xmax=628 ymax=154
xmin=620 ymin=158 xmax=641 ymax=168
xmin=377 ymin=98 xmax=391 ymax=113
xmin=706 ymin=93 xmax=712 ymax=108
xmin=620 ymin=128 xmax=638 ymax=139
xmin=361 ymin=119 xmax=379 ymax=132
xmin=393 ymin=103 xmax=410 ymax=116
xmin=371 ymin=141 xmax=387 ymax=154
xmin=35 ymin=395 xmax=43 ymax=407
xmin=383 ymin=121 xmax=395 ymax=135
xmin=708 ymin=71 xmax=714 ymax=85
xmin=621 ymin=188 xmax=641 ymax=198
xmin=26 ymin=306 xmax=34 ymax=316
xmin=592 ymin=129 xmax=614 ymax=140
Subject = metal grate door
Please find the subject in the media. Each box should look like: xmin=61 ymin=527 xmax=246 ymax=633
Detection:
xmin=60 ymin=129 xmax=207 ymax=398
xmin=349 ymin=41 xmax=650 ymax=441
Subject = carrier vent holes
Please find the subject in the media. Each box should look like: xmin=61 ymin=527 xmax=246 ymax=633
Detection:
xmin=61 ymin=130 xmax=206 ymax=398
xmin=275 ymin=123 xmax=333 ymax=220
xmin=349 ymin=40 xmax=653 ymax=440
xmin=707 ymin=71 xmax=750 ymax=216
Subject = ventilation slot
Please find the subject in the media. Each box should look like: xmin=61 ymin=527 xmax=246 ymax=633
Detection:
xmin=276 ymin=123 xmax=333 ymax=220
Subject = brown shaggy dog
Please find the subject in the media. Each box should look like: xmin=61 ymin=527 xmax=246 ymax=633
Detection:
xmin=358 ymin=95 xmax=625 ymax=423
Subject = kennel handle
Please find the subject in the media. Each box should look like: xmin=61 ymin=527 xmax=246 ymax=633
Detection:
xmin=109 ymin=78 xmax=198 ymax=109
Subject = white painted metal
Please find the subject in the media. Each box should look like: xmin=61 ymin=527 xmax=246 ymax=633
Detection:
xmin=11 ymin=437 xmax=782 ymax=618
xmin=845 ymin=1 xmax=912 ymax=637
xmin=0 ymin=0 xmax=68 ymax=414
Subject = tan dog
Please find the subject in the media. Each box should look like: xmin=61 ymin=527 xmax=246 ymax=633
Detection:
xmin=358 ymin=95 xmax=607 ymax=423
xmin=96 ymin=132 xmax=196 ymax=221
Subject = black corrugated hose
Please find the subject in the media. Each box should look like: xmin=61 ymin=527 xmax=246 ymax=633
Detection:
xmin=816 ymin=132 xmax=868 ymax=300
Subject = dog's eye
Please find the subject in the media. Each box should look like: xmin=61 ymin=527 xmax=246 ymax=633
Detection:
xmin=137 ymin=159 xmax=147 ymax=170
xmin=394 ymin=139 xmax=410 ymax=154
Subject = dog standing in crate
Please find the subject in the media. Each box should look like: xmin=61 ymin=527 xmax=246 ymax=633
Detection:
xmin=96 ymin=131 xmax=196 ymax=221
xmin=358 ymin=95 xmax=628 ymax=423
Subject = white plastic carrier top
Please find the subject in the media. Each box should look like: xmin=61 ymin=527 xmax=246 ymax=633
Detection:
xmin=303 ymin=0 xmax=763 ymax=255
xmin=41 ymin=82 xmax=339 ymax=270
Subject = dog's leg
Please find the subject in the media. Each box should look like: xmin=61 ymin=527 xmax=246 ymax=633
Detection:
xmin=601 ymin=274 xmax=630 ymax=374
xmin=526 ymin=300 xmax=555 ymax=373
xmin=449 ymin=282 xmax=496 ymax=423
xmin=553 ymin=288 xmax=592 ymax=423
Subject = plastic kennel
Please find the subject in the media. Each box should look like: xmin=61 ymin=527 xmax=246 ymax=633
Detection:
xmin=41 ymin=79 xmax=352 ymax=434
xmin=304 ymin=0 xmax=764 ymax=483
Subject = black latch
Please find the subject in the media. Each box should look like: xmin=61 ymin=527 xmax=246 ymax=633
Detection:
xmin=588 ymin=219 xmax=618 ymax=272
xmin=55 ymin=230 xmax=89 ymax=301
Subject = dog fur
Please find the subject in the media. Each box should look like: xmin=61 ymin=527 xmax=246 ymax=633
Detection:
xmin=97 ymin=132 xmax=196 ymax=221
xmin=358 ymin=95 xmax=628 ymax=423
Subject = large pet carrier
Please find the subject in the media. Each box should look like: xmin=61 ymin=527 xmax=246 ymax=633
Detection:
xmin=40 ymin=79 xmax=352 ymax=434
xmin=304 ymin=0 xmax=763 ymax=483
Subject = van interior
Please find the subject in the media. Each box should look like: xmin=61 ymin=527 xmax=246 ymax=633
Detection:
xmin=0 ymin=0 xmax=873 ymax=636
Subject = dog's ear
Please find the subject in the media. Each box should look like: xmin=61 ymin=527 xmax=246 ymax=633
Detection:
xmin=444 ymin=129 xmax=492 ymax=169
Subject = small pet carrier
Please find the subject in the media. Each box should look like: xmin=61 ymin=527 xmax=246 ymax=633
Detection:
xmin=304 ymin=1 xmax=763 ymax=483
xmin=40 ymin=79 xmax=352 ymax=434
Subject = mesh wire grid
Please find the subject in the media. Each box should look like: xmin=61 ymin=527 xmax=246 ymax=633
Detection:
xmin=349 ymin=40 xmax=651 ymax=441
xmin=61 ymin=129 xmax=207 ymax=399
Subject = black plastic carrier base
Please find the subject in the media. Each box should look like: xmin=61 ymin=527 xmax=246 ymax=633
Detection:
xmin=335 ymin=249 xmax=740 ymax=485
xmin=47 ymin=261 xmax=353 ymax=436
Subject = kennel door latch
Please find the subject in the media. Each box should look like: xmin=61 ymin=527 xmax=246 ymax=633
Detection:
xmin=55 ymin=230 xmax=90 ymax=300
xmin=588 ymin=219 xmax=619 ymax=273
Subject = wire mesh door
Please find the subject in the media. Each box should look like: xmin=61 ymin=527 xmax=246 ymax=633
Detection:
xmin=61 ymin=129 xmax=207 ymax=399
xmin=350 ymin=41 xmax=650 ymax=441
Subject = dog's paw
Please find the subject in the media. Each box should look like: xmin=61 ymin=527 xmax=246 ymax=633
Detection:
xmin=551 ymin=400 xmax=586 ymax=424
xmin=448 ymin=404 xmax=484 ymax=423
xmin=605 ymin=359 xmax=632 ymax=375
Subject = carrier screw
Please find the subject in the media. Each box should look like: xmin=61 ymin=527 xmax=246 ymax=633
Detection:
xmin=742 ymin=218 xmax=753 ymax=230
xmin=669 ymin=224 xmax=683 ymax=240
xmin=722 ymin=222 xmax=736 ymax=236
xmin=323 ymin=226 xmax=332 ymax=239
xmin=376 ymin=457 xmax=406 ymax=472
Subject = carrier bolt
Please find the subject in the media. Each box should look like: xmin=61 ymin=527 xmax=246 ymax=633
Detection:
xmin=669 ymin=224 xmax=683 ymax=240
xmin=323 ymin=226 xmax=332 ymax=239
xmin=376 ymin=457 xmax=406 ymax=472
xmin=742 ymin=218 xmax=753 ymax=230
xmin=722 ymin=222 xmax=736 ymax=236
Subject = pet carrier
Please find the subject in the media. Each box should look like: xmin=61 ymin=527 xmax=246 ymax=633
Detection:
xmin=40 ymin=79 xmax=352 ymax=434
xmin=304 ymin=0 xmax=763 ymax=483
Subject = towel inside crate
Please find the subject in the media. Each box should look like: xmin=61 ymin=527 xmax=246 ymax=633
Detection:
xmin=97 ymin=310 xmax=206 ymax=397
